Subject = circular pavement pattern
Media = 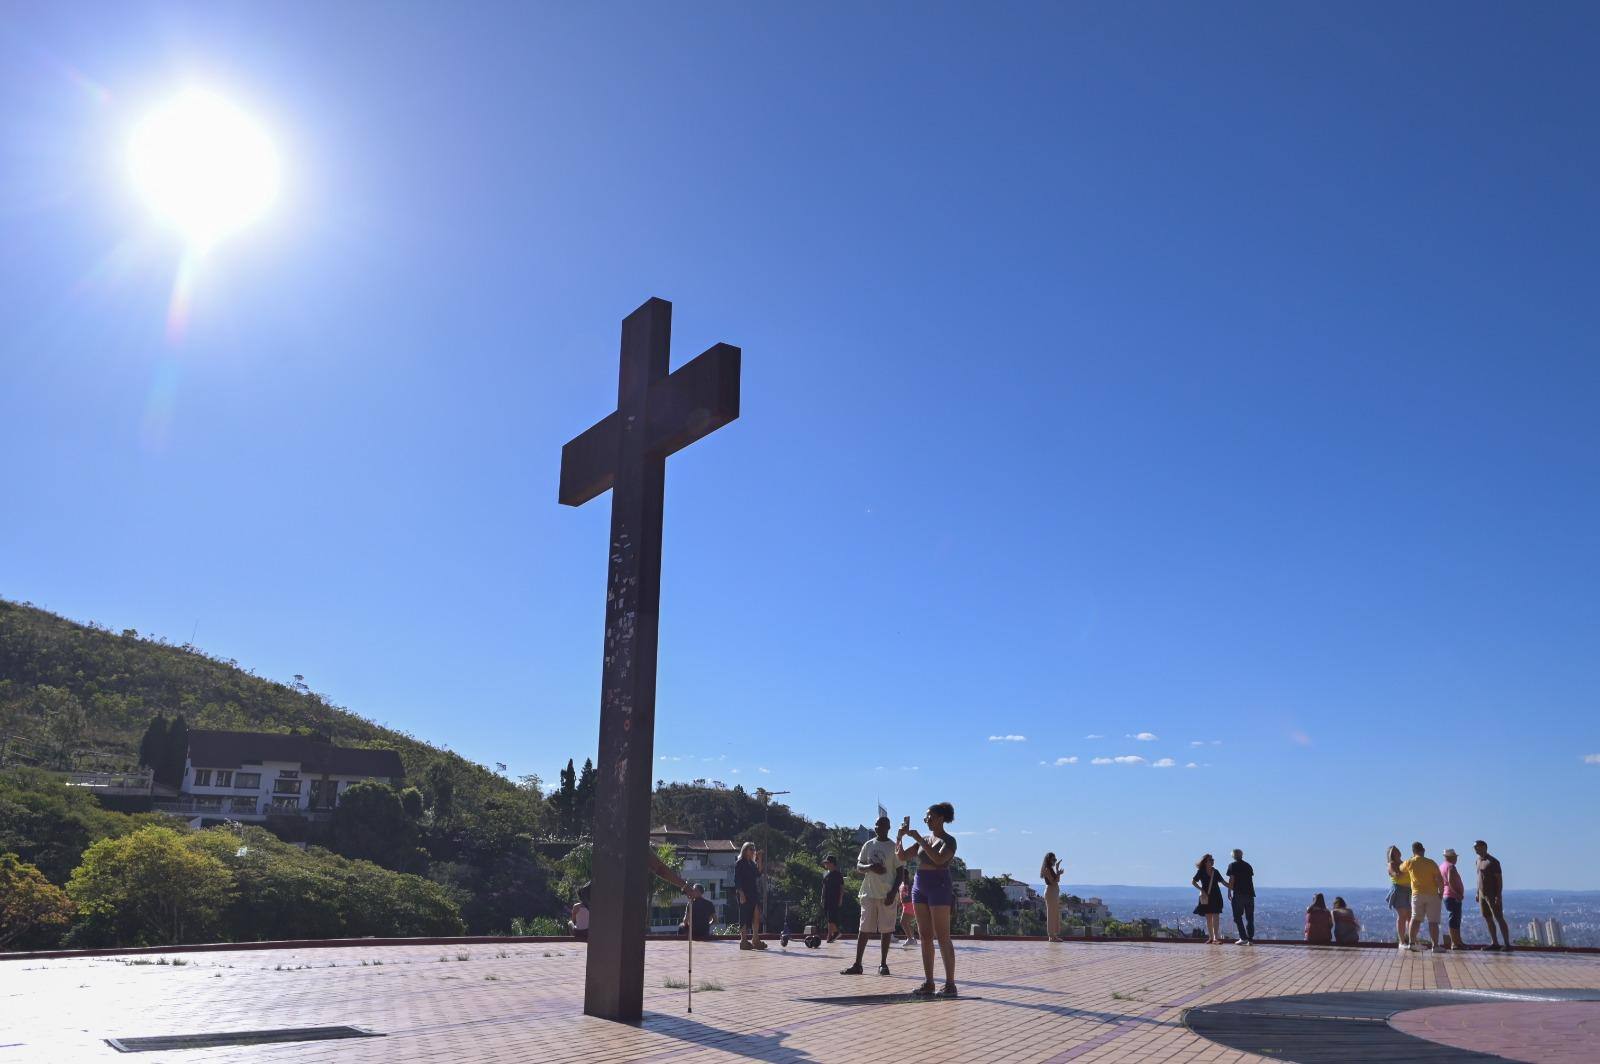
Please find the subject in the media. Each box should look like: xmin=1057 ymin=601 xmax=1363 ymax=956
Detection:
xmin=1388 ymin=1000 xmax=1600 ymax=1064
xmin=1183 ymin=989 xmax=1600 ymax=1063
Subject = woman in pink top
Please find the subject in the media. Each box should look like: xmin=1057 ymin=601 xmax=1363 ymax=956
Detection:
xmin=1440 ymin=848 xmax=1466 ymax=950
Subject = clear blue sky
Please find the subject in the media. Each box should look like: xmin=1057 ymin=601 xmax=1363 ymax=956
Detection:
xmin=3 ymin=3 xmax=1597 ymax=888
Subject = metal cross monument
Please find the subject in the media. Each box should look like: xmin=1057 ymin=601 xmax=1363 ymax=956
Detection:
xmin=559 ymin=297 xmax=741 ymax=1022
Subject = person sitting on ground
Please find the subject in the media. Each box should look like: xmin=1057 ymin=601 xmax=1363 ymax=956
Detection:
xmin=1331 ymin=896 xmax=1361 ymax=945
xmin=820 ymin=855 xmax=845 ymax=944
xmin=1474 ymin=840 xmax=1513 ymax=952
xmin=1440 ymin=847 xmax=1466 ymax=950
xmin=570 ymin=884 xmax=591 ymax=941
xmin=842 ymin=815 xmax=901 ymax=976
xmin=678 ymin=884 xmax=716 ymax=941
xmin=1304 ymin=892 xmax=1333 ymax=945
xmin=1402 ymin=841 xmax=1445 ymax=952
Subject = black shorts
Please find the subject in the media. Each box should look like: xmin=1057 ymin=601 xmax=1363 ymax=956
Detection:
xmin=822 ymin=903 xmax=841 ymax=924
xmin=739 ymin=899 xmax=758 ymax=930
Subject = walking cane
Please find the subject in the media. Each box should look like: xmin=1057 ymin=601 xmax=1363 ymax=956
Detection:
xmin=686 ymin=887 xmax=693 ymax=1014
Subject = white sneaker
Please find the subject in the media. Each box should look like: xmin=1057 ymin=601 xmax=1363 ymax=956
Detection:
xmin=1397 ymin=943 xmax=1408 ymax=951
xmin=1235 ymin=938 xmax=1248 ymax=945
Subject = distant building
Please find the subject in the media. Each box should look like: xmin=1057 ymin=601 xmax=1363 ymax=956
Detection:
xmin=1545 ymin=919 xmax=1565 ymax=947
xmin=1529 ymin=920 xmax=1543 ymax=945
xmin=648 ymin=827 xmax=740 ymax=931
xmin=1064 ymin=895 xmax=1112 ymax=927
xmin=156 ymin=729 xmax=403 ymax=825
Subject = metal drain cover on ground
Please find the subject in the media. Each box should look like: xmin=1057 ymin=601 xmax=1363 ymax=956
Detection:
xmin=106 ymin=1025 xmax=382 ymax=1053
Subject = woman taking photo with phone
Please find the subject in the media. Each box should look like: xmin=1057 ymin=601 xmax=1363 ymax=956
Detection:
xmin=897 ymin=802 xmax=958 ymax=997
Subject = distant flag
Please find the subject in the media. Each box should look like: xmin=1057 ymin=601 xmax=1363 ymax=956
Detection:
xmin=877 ymin=801 xmax=888 ymax=821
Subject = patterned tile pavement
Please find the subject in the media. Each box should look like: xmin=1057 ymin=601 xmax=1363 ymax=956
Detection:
xmin=2 ymin=939 xmax=1598 ymax=1063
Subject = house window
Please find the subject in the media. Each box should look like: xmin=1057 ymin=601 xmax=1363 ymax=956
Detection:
xmin=270 ymin=795 xmax=300 ymax=810
xmin=273 ymin=777 xmax=302 ymax=794
xmin=193 ymin=769 xmax=212 ymax=787
xmin=235 ymin=772 xmax=261 ymax=789
xmin=215 ymin=770 xmax=233 ymax=788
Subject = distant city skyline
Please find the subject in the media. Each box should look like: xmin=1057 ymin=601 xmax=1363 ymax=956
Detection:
xmin=4 ymin=4 xmax=1598 ymax=888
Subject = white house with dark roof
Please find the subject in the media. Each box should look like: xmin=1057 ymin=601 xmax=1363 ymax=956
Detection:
xmin=156 ymin=729 xmax=404 ymax=824
xmin=648 ymin=826 xmax=740 ymax=931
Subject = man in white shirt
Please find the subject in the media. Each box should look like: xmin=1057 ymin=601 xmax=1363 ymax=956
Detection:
xmin=842 ymin=815 xmax=901 ymax=976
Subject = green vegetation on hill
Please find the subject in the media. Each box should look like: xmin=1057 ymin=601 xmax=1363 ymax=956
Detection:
xmin=0 ymin=598 xmax=996 ymax=948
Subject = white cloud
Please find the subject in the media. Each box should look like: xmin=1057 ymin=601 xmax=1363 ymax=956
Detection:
xmin=900 ymin=765 xmax=920 ymax=771
xmin=1020 ymin=829 xmax=1034 ymax=835
xmin=1085 ymin=734 xmax=1105 ymax=740
xmin=730 ymin=768 xmax=741 ymax=774
xmin=1190 ymin=740 xmax=1221 ymax=747
xmin=1091 ymin=755 xmax=1147 ymax=766
xmin=1584 ymin=754 xmax=1600 ymax=765
xmin=1090 ymin=757 xmax=1113 ymax=765
xmin=1185 ymin=762 xmax=1199 ymax=769
xmin=989 ymin=734 xmax=1027 ymax=742
xmin=1152 ymin=758 xmax=1176 ymax=768
xmin=1288 ymin=729 xmax=1312 ymax=747
xmin=1128 ymin=732 xmax=1159 ymax=741
xmin=1054 ymin=756 xmax=1079 ymax=766
xmin=985 ymin=827 xmax=999 ymax=833
xmin=659 ymin=755 xmax=683 ymax=762
xmin=757 ymin=767 xmax=770 ymax=774
xmin=873 ymin=765 xmax=886 ymax=772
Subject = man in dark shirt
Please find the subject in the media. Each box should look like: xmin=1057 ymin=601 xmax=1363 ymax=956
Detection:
xmin=734 ymin=843 xmax=767 ymax=950
xmin=1225 ymin=848 xmax=1256 ymax=945
xmin=678 ymin=884 xmax=716 ymax=941
xmin=820 ymin=855 xmax=845 ymax=944
xmin=1473 ymin=840 xmax=1512 ymax=951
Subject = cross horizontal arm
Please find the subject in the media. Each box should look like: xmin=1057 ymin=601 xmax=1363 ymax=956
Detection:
xmin=559 ymin=343 xmax=741 ymax=507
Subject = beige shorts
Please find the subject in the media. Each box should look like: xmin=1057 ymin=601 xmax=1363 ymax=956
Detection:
xmin=1411 ymin=893 xmax=1442 ymax=924
xmin=859 ymin=896 xmax=898 ymax=934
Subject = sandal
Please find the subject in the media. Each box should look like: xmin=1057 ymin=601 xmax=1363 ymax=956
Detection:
xmin=911 ymin=981 xmax=935 ymax=997
xmin=936 ymin=983 xmax=958 ymax=998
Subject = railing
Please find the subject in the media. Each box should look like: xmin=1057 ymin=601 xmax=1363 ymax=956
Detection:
xmin=57 ymin=770 xmax=155 ymax=796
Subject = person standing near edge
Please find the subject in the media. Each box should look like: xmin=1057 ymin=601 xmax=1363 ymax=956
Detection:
xmin=898 ymin=802 xmax=959 ymax=998
xmin=1474 ymin=840 xmax=1513 ymax=952
xmin=842 ymin=815 xmax=900 ymax=976
xmin=1225 ymin=848 xmax=1256 ymax=945
xmin=1042 ymin=852 xmax=1064 ymax=942
xmin=734 ymin=843 xmax=767 ymax=951
xmin=1386 ymin=845 xmax=1412 ymax=947
xmin=1440 ymin=848 xmax=1466 ymax=950
xmin=1192 ymin=854 xmax=1226 ymax=944
xmin=1402 ymin=841 xmax=1444 ymax=952
xmin=820 ymin=855 xmax=845 ymax=944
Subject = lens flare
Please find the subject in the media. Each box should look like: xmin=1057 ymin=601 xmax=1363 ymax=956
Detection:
xmin=128 ymin=88 xmax=280 ymax=247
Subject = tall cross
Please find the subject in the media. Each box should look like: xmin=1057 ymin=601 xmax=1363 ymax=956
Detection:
xmin=559 ymin=297 xmax=741 ymax=1023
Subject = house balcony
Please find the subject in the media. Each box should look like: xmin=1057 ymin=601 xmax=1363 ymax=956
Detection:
xmin=153 ymin=798 xmax=333 ymax=822
xmin=56 ymin=770 xmax=155 ymax=797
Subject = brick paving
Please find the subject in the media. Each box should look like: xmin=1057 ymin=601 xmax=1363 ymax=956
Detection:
xmin=1 ymin=939 xmax=1598 ymax=1063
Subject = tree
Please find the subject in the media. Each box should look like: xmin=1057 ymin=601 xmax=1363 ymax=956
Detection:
xmin=0 ymin=852 xmax=74 ymax=948
xmin=0 ymin=766 xmax=159 ymax=883
xmin=137 ymin=716 xmax=169 ymax=772
xmin=329 ymin=781 xmax=425 ymax=873
xmin=65 ymin=826 xmax=233 ymax=947
xmin=968 ymin=875 xmax=1012 ymax=927
xmin=152 ymin=715 xmax=189 ymax=789
xmin=553 ymin=759 xmax=577 ymax=833
xmin=575 ymin=757 xmax=596 ymax=828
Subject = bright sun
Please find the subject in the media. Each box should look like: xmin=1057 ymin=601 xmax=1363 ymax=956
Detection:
xmin=129 ymin=88 xmax=281 ymax=248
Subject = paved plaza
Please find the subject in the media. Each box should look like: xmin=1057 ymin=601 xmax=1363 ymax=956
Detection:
xmin=2 ymin=939 xmax=1598 ymax=1063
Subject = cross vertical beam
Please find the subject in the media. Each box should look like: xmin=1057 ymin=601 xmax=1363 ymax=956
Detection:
xmin=560 ymin=297 xmax=740 ymax=1023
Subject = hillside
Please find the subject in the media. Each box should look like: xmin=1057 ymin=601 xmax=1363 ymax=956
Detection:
xmin=0 ymin=598 xmax=527 ymax=808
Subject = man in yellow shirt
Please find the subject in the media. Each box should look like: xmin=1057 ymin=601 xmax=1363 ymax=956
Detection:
xmin=1400 ymin=841 xmax=1444 ymax=952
